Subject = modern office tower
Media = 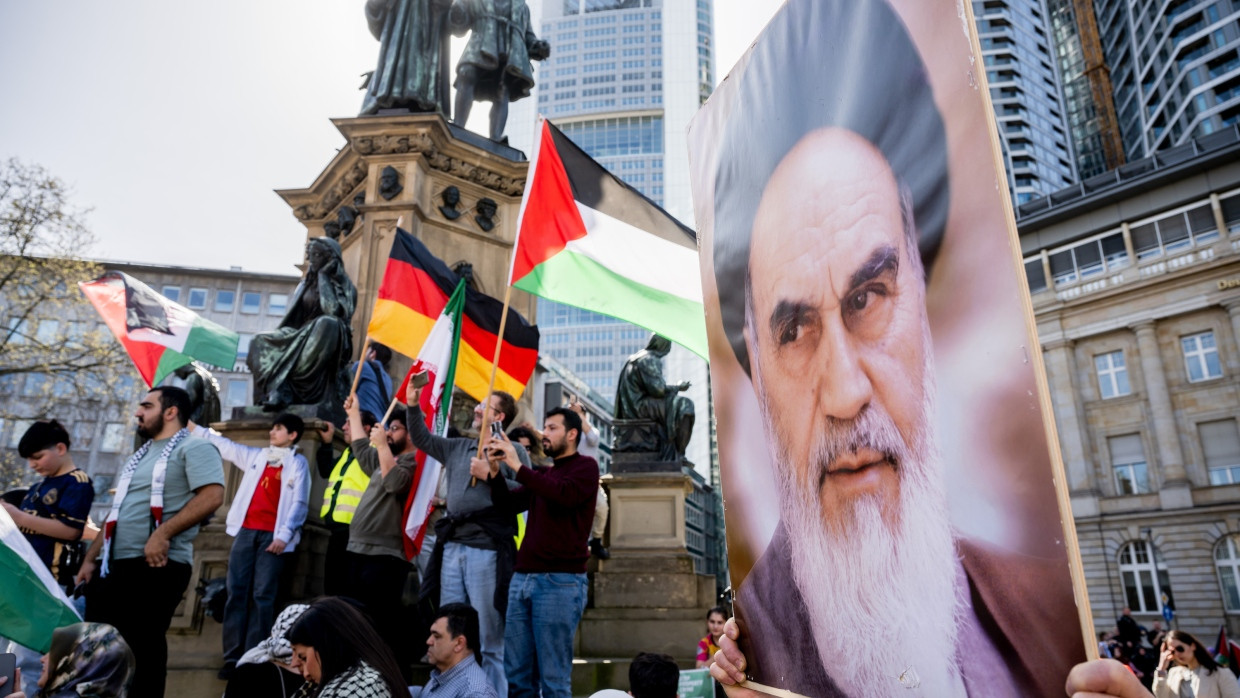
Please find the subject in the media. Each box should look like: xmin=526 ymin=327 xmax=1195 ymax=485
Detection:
xmin=974 ymin=0 xmax=1079 ymax=203
xmin=1095 ymin=0 xmax=1240 ymax=162
xmin=1046 ymin=0 xmax=1126 ymax=178
xmin=511 ymin=0 xmax=715 ymax=472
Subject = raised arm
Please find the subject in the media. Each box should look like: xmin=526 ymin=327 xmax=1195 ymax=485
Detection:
xmin=188 ymin=421 xmax=262 ymax=470
xmin=404 ymin=371 xmax=453 ymax=462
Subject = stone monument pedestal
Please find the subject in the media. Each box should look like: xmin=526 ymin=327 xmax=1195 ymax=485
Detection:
xmin=578 ymin=464 xmax=715 ymax=665
xmin=165 ymin=415 xmax=340 ymax=698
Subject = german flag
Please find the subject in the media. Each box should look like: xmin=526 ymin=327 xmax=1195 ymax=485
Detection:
xmin=367 ymin=229 xmax=539 ymax=401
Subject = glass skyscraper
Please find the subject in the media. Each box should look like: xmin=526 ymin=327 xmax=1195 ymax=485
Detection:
xmin=506 ymin=0 xmax=714 ymax=472
xmin=1046 ymin=0 xmax=1126 ymax=179
xmin=974 ymin=0 xmax=1080 ymax=203
xmin=1094 ymin=0 xmax=1240 ymax=161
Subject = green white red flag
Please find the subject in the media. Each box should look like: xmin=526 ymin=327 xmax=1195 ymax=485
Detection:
xmin=400 ymin=279 xmax=466 ymax=558
xmin=510 ymin=117 xmax=708 ymax=358
xmin=79 ymin=271 xmax=240 ymax=387
xmin=0 ymin=505 xmax=81 ymax=652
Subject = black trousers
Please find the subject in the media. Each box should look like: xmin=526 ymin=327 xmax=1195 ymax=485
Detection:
xmin=322 ymin=524 xmax=350 ymax=597
xmin=85 ymin=557 xmax=192 ymax=698
xmin=342 ymin=552 xmax=410 ymax=673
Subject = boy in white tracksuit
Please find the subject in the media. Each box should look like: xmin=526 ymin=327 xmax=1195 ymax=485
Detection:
xmin=189 ymin=413 xmax=310 ymax=678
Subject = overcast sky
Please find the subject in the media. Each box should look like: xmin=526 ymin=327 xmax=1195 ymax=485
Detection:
xmin=0 ymin=1 xmax=780 ymax=276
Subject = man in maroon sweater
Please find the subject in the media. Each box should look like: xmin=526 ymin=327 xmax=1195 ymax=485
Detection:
xmin=471 ymin=406 xmax=598 ymax=698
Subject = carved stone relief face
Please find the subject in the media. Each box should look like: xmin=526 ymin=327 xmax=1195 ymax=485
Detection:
xmin=379 ymin=166 xmax=403 ymax=200
xmin=475 ymin=197 xmax=498 ymax=231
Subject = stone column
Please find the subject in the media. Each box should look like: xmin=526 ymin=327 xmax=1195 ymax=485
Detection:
xmin=1041 ymin=338 xmax=1098 ymax=516
xmin=1211 ymin=193 xmax=1228 ymax=237
xmin=578 ymin=469 xmax=714 ymax=662
xmin=1131 ymin=321 xmax=1192 ymax=508
xmin=1224 ymin=301 xmax=1240 ymax=360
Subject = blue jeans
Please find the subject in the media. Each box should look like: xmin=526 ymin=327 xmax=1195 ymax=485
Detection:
xmin=440 ymin=542 xmax=506 ymax=697
xmin=503 ymin=572 xmax=588 ymax=698
xmin=223 ymin=528 xmax=286 ymax=662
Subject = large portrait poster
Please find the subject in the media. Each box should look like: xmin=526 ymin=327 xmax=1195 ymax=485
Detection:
xmin=687 ymin=0 xmax=1092 ymax=696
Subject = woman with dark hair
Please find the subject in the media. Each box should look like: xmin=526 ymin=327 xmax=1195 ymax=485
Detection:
xmin=286 ymin=598 xmax=406 ymax=698
xmin=1153 ymin=629 xmax=1240 ymax=698
xmin=508 ymin=425 xmax=550 ymax=468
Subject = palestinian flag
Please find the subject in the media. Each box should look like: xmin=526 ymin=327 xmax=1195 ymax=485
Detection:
xmin=510 ymin=117 xmax=708 ymax=358
xmin=399 ymin=279 xmax=465 ymax=558
xmin=367 ymin=229 xmax=539 ymax=401
xmin=1216 ymin=624 xmax=1240 ymax=676
xmin=0 ymin=505 xmax=81 ymax=653
xmin=79 ymin=271 xmax=240 ymax=387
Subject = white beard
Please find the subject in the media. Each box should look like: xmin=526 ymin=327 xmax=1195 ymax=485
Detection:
xmin=755 ymin=346 xmax=965 ymax=698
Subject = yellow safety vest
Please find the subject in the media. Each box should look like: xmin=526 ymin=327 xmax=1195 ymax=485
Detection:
xmin=320 ymin=448 xmax=371 ymax=524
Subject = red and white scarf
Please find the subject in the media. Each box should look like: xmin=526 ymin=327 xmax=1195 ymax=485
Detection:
xmin=101 ymin=428 xmax=189 ymax=576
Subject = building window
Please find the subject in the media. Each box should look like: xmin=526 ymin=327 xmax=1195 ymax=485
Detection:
xmin=187 ymin=288 xmax=208 ymax=309
xmin=1118 ymin=540 xmax=1172 ymax=614
xmin=8 ymin=419 xmax=33 ymax=448
xmin=1182 ymin=331 xmax=1222 ymax=382
xmin=1110 ymin=434 xmax=1150 ymax=495
xmin=1216 ymin=535 xmax=1240 ymax=611
xmin=35 ymin=319 xmax=60 ymax=344
xmin=268 ymin=293 xmax=288 ymax=316
xmin=215 ymin=290 xmax=236 ymax=312
xmin=226 ymin=379 xmax=248 ymax=407
xmin=22 ymin=374 xmax=47 ymax=397
xmin=237 ymin=333 xmax=254 ymax=362
xmin=73 ymin=421 xmax=95 ymax=449
xmin=100 ymin=423 xmax=126 ymax=453
xmin=162 ymin=286 xmax=181 ymax=302
xmin=1095 ymin=351 xmax=1131 ymax=398
xmin=6 ymin=317 xmax=29 ymax=344
xmin=1201 ymin=419 xmax=1240 ymax=485
xmin=241 ymin=292 xmax=261 ymax=314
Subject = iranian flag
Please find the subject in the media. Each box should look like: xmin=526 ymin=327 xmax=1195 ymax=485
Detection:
xmin=399 ymin=279 xmax=466 ymax=558
xmin=510 ymin=117 xmax=708 ymax=358
xmin=0 ymin=505 xmax=80 ymax=653
xmin=79 ymin=271 xmax=240 ymax=387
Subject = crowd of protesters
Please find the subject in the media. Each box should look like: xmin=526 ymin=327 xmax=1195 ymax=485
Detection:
xmin=1 ymin=367 xmax=613 ymax=698
xmin=19 ymin=375 xmax=1240 ymax=698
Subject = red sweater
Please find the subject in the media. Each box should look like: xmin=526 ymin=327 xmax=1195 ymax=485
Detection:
xmin=492 ymin=452 xmax=599 ymax=573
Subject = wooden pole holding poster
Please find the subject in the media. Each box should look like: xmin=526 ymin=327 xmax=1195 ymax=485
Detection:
xmin=957 ymin=0 xmax=1098 ymax=661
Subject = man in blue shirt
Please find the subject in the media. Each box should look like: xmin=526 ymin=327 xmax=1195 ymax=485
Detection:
xmin=412 ymin=603 xmax=497 ymax=698
xmin=353 ymin=342 xmax=394 ymax=420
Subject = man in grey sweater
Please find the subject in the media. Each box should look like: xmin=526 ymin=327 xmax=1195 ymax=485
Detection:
xmin=342 ymin=392 xmax=417 ymax=666
xmin=406 ymin=374 xmax=531 ymax=698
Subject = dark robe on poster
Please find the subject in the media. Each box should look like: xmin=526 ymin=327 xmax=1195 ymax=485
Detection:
xmin=734 ymin=523 xmax=1084 ymax=698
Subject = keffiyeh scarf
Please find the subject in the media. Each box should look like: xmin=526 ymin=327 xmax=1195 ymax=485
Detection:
xmin=101 ymin=428 xmax=189 ymax=576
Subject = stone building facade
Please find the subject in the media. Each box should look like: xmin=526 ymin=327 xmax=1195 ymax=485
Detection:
xmin=0 ymin=260 xmax=297 ymax=522
xmin=1019 ymin=125 xmax=1240 ymax=636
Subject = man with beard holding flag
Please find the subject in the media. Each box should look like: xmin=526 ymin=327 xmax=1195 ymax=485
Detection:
xmin=341 ymin=390 xmax=418 ymax=669
xmin=75 ymin=386 xmax=224 ymax=698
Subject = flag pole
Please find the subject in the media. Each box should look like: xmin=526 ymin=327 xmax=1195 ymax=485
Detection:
xmin=354 ymin=216 xmax=404 ymax=395
xmin=381 ymin=396 xmax=401 ymax=425
xmin=350 ymin=337 xmax=372 ymax=395
xmin=472 ymin=283 xmax=515 ymax=484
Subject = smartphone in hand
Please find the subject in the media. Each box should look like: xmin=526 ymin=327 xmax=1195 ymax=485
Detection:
xmin=0 ymin=653 xmax=17 ymax=698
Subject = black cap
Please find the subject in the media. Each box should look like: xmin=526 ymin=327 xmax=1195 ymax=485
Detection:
xmin=711 ymin=0 xmax=949 ymax=376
